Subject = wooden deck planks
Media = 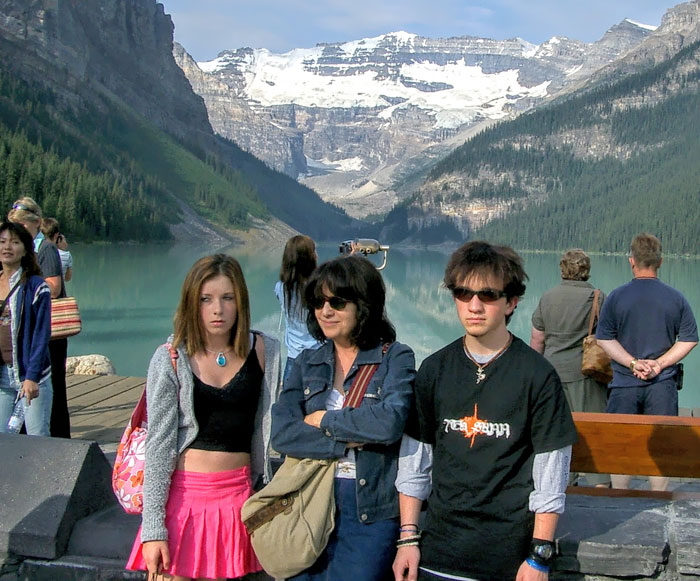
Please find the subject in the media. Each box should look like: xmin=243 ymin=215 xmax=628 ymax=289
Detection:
xmin=69 ymin=377 xmax=145 ymax=413
xmin=67 ymin=374 xmax=145 ymax=445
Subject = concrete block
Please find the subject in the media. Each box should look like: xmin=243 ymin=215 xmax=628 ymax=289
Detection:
xmin=66 ymin=505 xmax=140 ymax=561
xmin=674 ymin=499 xmax=700 ymax=520
xmin=557 ymin=496 xmax=671 ymax=577
xmin=20 ymin=556 xmax=274 ymax=581
xmin=675 ymin=520 xmax=700 ymax=576
xmin=19 ymin=556 xmax=145 ymax=580
xmin=673 ymin=500 xmax=700 ymax=577
xmin=0 ymin=434 xmax=115 ymax=560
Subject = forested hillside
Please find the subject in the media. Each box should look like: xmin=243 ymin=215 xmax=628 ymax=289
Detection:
xmin=0 ymin=0 xmax=356 ymax=243
xmin=0 ymin=64 xmax=272 ymax=240
xmin=411 ymin=39 xmax=700 ymax=255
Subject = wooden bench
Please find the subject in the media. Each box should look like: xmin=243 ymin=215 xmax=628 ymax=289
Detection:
xmin=567 ymin=411 xmax=700 ymax=500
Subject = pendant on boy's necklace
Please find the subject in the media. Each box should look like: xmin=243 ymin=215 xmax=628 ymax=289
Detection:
xmin=475 ymin=368 xmax=486 ymax=384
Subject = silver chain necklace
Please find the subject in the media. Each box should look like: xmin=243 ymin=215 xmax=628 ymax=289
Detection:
xmin=205 ymin=347 xmax=233 ymax=367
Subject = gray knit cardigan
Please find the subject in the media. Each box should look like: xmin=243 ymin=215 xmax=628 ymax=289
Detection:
xmin=140 ymin=331 xmax=282 ymax=542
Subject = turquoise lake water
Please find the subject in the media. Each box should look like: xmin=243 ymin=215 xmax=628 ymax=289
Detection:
xmin=65 ymin=242 xmax=700 ymax=409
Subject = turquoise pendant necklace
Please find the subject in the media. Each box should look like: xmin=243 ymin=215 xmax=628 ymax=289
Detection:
xmin=205 ymin=347 xmax=232 ymax=367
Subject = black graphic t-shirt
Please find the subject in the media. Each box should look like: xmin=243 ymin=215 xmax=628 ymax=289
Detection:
xmin=407 ymin=336 xmax=577 ymax=580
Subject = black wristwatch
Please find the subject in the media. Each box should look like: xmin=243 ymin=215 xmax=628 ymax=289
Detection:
xmin=529 ymin=538 xmax=555 ymax=566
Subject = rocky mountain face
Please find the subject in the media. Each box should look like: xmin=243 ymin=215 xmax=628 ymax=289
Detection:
xmin=176 ymin=21 xmax=652 ymax=218
xmin=406 ymin=1 xmax=700 ymax=243
xmin=581 ymin=0 xmax=700 ymax=86
xmin=0 ymin=0 xmax=212 ymax=144
xmin=0 ymin=0 xmax=355 ymax=241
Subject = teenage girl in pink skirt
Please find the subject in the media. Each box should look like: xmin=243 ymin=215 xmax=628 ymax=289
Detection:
xmin=126 ymin=254 xmax=281 ymax=580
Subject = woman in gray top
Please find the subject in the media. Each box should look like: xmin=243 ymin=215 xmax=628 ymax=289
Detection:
xmin=530 ymin=248 xmax=609 ymax=487
xmin=126 ymin=254 xmax=281 ymax=580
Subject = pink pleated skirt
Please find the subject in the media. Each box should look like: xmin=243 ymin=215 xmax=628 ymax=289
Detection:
xmin=126 ymin=466 xmax=261 ymax=580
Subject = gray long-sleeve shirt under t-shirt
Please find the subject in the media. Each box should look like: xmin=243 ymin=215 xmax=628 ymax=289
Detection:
xmin=395 ymin=435 xmax=571 ymax=514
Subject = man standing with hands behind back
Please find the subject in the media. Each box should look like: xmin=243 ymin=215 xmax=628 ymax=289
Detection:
xmin=596 ymin=232 xmax=697 ymax=491
xmin=394 ymin=241 xmax=577 ymax=581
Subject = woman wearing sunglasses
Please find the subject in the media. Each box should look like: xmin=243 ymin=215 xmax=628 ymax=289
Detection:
xmin=271 ymin=255 xmax=416 ymax=581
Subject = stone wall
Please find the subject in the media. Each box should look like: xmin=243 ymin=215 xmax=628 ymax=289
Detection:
xmin=555 ymin=495 xmax=700 ymax=579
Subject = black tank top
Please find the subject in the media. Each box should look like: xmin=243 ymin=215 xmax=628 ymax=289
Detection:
xmin=189 ymin=337 xmax=263 ymax=453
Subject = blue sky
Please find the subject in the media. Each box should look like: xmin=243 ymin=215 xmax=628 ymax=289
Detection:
xmin=159 ymin=0 xmax=682 ymax=61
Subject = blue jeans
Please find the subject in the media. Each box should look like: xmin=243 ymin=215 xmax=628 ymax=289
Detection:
xmin=0 ymin=365 xmax=53 ymax=436
xmin=606 ymin=379 xmax=678 ymax=416
xmin=291 ymin=478 xmax=399 ymax=581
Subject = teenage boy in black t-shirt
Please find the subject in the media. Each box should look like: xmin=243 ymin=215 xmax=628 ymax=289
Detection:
xmin=394 ymin=241 xmax=577 ymax=581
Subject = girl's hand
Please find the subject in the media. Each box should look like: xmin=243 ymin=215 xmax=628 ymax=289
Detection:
xmin=20 ymin=379 xmax=39 ymax=406
xmin=142 ymin=540 xmax=170 ymax=576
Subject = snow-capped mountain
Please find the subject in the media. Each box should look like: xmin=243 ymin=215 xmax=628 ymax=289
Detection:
xmin=176 ymin=20 xmax=653 ymax=218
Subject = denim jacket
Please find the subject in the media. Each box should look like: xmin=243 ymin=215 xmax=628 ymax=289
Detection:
xmin=7 ymin=269 xmax=52 ymax=384
xmin=271 ymin=340 xmax=415 ymax=523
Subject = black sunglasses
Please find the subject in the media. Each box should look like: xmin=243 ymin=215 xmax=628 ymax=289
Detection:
xmin=12 ymin=202 xmax=38 ymax=215
xmin=309 ymin=294 xmax=351 ymax=311
xmin=450 ymin=286 xmax=506 ymax=303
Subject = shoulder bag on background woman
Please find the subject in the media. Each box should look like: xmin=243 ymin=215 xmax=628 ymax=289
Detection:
xmin=581 ymin=289 xmax=613 ymax=384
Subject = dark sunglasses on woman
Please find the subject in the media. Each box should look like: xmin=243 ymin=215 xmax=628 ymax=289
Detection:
xmin=309 ymin=294 xmax=351 ymax=311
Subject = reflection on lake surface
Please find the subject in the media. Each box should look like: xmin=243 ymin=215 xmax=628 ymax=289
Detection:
xmin=67 ymin=242 xmax=700 ymax=409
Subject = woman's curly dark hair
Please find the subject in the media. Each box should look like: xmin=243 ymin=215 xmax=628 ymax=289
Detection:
xmin=305 ymin=255 xmax=395 ymax=350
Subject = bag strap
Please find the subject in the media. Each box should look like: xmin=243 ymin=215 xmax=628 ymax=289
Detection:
xmin=587 ymin=290 xmax=601 ymax=336
xmin=0 ymin=278 xmax=22 ymax=314
xmin=140 ymin=343 xmax=180 ymax=425
xmin=343 ymin=343 xmax=391 ymax=409
xmin=166 ymin=343 xmax=179 ymax=371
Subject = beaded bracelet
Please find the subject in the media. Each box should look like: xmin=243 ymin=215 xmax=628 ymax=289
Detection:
xmin=399 ymin=526 xmax=420 ymax=533
xmin=396 ymin=534 xmax=422 ymax=547
xmin=396 ymin=541 xmax=420 ymax=549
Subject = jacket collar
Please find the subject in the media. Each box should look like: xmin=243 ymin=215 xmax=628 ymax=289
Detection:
xmin=561 ymin=280 xmax=593 ymax=288
xmin=33 ymin=231 xmax=45 ymax=253
xmin=9 ymin=267 xmax=23 ymax=287
xmin=307 ymin=340 xmax=385 ymax=366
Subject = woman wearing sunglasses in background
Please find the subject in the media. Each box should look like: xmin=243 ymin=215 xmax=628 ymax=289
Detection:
xmin=271 ymin=255 xmax=416 ymax=581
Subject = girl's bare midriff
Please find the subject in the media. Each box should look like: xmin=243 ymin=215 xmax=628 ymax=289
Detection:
xmin=177 ymin=448 xmax=251 ymax=472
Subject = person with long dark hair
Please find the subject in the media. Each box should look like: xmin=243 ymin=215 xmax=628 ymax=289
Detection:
xmin=8 ymin=197 xmax=69 ymax=438
xmin=275 ymin=235 xmax=321 ymax=385
xmin=272 ymin=255 xmax=416 ymax=581
xmin=126 ymin=254 xmax=281 ymax=580
xmin=0 ymin=221 xmax=52 ymax=435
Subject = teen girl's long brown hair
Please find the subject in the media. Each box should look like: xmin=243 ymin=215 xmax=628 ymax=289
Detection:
xmin=173 ymin=254 xmax=251 ymax=358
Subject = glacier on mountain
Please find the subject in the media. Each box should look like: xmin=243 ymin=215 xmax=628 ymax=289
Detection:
xmin=180 ymin=23 xmax=653 ymax=218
